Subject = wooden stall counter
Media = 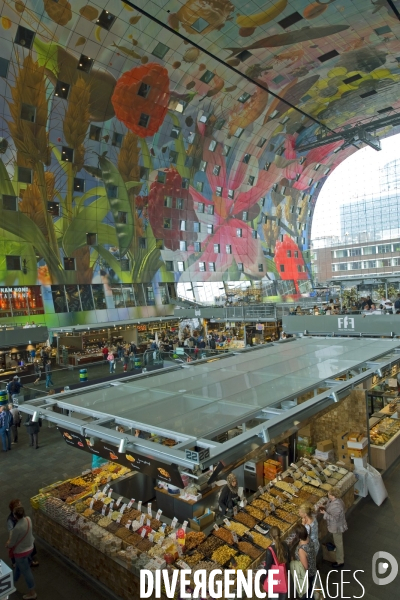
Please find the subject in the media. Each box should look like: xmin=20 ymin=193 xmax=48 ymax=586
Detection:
xmin=155 ymin=485 xmax=220 ymax=522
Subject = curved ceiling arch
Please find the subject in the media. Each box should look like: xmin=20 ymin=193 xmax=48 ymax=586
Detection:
xmin=0 ymin=0 xmax=400 ymax=293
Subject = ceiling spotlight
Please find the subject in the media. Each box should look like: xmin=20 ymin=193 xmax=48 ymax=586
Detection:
xmin=32 ymin=411 xmax=39 ymax=423
xmin=118 ymin=438 xmax=127 ymax=454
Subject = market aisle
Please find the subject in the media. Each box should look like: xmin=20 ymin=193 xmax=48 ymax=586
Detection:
xmin=0 ymin=424 xmax=109 ymax=600
xmin=1 ymin=424 xmax=400 ymax=600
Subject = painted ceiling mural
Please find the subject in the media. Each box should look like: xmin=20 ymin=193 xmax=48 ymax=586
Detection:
xmin=0 ymin=0 xmax=399 ymax=300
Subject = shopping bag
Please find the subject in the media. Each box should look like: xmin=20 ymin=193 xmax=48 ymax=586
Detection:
xmin=263 ymin=547 xmax=288 ymax=594
xmin=366 ymin=464 xmax=388 ymax=506
xmin=290 ymin=559 xmax=307 ymax=597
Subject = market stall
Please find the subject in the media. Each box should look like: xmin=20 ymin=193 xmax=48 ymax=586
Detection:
xmin=369 ymin=401 xmax=400 ymax=470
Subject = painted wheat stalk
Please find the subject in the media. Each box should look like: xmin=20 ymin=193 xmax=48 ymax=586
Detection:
xmin=63 ymin=77 xmax=90 ymax=173
xmin=8 ymin=55 xmax=50 ymax=166
xmin=118 ymin=131 xmax=140 ymax=183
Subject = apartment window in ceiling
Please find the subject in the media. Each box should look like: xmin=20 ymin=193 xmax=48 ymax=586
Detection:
xmin=214 ymin=244 xmax=220 ymax=253
xmin=194 ymin=242 xmax=201 ymax=252
xmin=257 ymin=137 xmax=267 ymax=148
xmin=164 ymin=196 xmax=172 ymax=208
xmin=280 ymin=264 xmax=285 ymax=273
xmin=264 ymin=162 xmax=271 ymax=171
xmin=199 ymin=114 xmax=208 ymax=123
xmin=216 ymin=187 xmax=223 ymax=197
xmin=168 ymin=98 xmax=187 ymax=113
xmin=47 ymin=202 xmax=60 ymax=216
xmin=318 ymin=49 xmax=339 ymax=63
xmin=0 ymin=57 xmax=9 ymax=79
xmin=163 ymin=218 xmax=171 ymax=229
xmin=169 ymin=150 xmax=178 ymax=164
xmin=112 ymin=132 xmax=124 ymax=147
xmin=179 ymin=241 xmax=187 ymax=252
xmin=278 ymin=11 xmax=303 ymax=29
xmin=242 ymin=211 xmax=248 ymax=221
xmin=157 ymin=171 xmax=166 ymax=184
xmin=294 ymin=251 xmax=298 ymax=258
xmin=117 ymin=211 xmax=127 ymax=224
xmin=6 ymin=255 xmax=21 ymax=270
xmin=138 ymin=237 xmax=147 ymax=250
xmin=170 ymin=125 xmax=181 ymax=139
xmin=207 ymin=224 xmax=213 ymax=234
xmin=234 ymin=127 xmax=244 ymax=138
xmin=177 ymin=261 xmax=185 ymax=272
xmin=209 ymin=262 xmax=216 ymax=272
xmin=252 ymin=230 xmax=258 ymax=239
xmin=195 ymin=181 xmax=204 ymax=192
xmin=214 ymin=118 xmax=225 ymax=130
xmin=138 ymin=113 xmax=150 ymax=128
xmin=223 ymin=145 xmax=231 ymax=156
xmin=97 ymin=9 xmax=116 ymax=31
xmin=238 ymin=92 xmax=251 ymax=103
xmin=86 ymin=233 xmax=97 ymax=246
xmin=18 ymin=167 xmax=32 ymax=183
xmin=199 ymin=160 xmax=207 ymax=172
xmin=199 ymin=262 xmax=206 ymax=272
xmin=209 ymin=140 xmax=217 ymax=151
xmin=152 ymin=42 xmax=169 ymax=59
xmin=226 ymin=245 xmax=232 ymax=254
xmin=237 ymin=50 xmax=252 ymax=62
xmin=140 ymin=166 xmax=149 ymax=180
xmin=64 ymin=257 xmax=76 ymax=271
xmin=73 ymin=178 xmax=84 ymax=192
xmin=89 ymin=125 xmax=101 ymax=141
xmin=3 ymin=195 xmax=17 ymax=211
xmin=176 ymin=198 xmax=184 ymax=210
xmin=238 ymin=263 xmax=244 ymax=272
xmin=197 ymin=202 xmax=204 ymax=213
xmin=77 ymin=55 xmax=94 ymax=73
xmin=137 ymin=82 xmax=151 ymax=98
xmin=20 ymin=104 xmax=36 ymax=122
xmin=182 ymin=178 xmax=189 ymax=190
xmin=237 ymin=228 xmax=242 ymax=238
xmin=207 ymin=205 xmax=214 ymax=215
xmin=243 ymin=153 xmax=251 ymax=164
xmin=258 ymin=264 xmax=264 ymax=272
xmin=213 ymin=165 xmax=221 ymax=175
xmin=200 ymin=70 xmax=214 ymax=84
xmin=248 ymin=175 xmax=255 ymax=186
xmin=192 ymin=17 xmax=209 ymax=32
xmin=155 ymin=239 xmax=164 ymax=250
xmin=61 ymin=147 xmax=74 ymax=162
xmin=166 ymin=261 xmax=173 ymax=272
xmin=180 ymin=220 xmax=186 ymax=231
xmin=193 ymin=222 xmax=200 ymax=233
xmin=15 ymin=26 xmax=35 ymax=49
xmin=107 ymin=185 xmax=118 ymax=200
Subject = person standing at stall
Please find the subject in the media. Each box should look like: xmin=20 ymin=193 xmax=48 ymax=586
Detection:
xmin=8 ymin=403 xmax=20 ymax=444
xmin=25 ymin=414 xmax=41 ymax=449
xmin=260 ymin=526 xmax=289 ymax=600
xmin=299 ymin=503 xmax=320 ymax=557
xmin=44 ymin=360 xmax=54 ymax=389
xmin=107 ymin=351 xmax=116 ymax=373
xmin=0 ymin=405 xmax=13 ymax=452
xmin=293 ymin=524 xmax=317 ymax=599
xmin=319 ymin=487 xmax=347 ymax=568
xmin=218 ymin=474 xmax=239 ymax=515
xmin=6 ymin=506 xmax=37 ymax=600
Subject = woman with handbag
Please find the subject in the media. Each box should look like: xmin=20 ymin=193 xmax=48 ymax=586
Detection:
xmin=319 ymin=487 xmax=347 ymax=568
xmin=6 ymin=506 xmax=37 ymax=599
xmin=261 ymin=526 xmax=290 ymax=600
xmin=299 ymin=503 xmax=320 ymax=556
xmin=7 ymin=499 xmax=39 ymax=568
xmin=292 ymin=524 xmax=317 ymax=599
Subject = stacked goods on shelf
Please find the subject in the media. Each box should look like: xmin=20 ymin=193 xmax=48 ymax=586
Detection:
xmin=297 ymin=425 xmax=314 ymax=459
xmin=263 ymin=459 xmax=282 ymax=483
xmin=370 ymin=418 xmax=400 ymax=446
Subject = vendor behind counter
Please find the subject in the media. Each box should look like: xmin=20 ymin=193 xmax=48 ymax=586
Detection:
xmin=218 ymin=473 xmax=239 ymax=515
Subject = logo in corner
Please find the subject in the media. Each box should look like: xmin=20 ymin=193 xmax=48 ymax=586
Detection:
xmin=372 ymin=551 xmax=398 ymax=586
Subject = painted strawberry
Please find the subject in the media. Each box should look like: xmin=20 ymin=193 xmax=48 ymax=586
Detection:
xmin=274 ymin=235 xmax=308 ymax=293
xmin=111 ymin=63 xmax=170 ymax=137
xmin=148 ymin=168 xmax=199 ymax=251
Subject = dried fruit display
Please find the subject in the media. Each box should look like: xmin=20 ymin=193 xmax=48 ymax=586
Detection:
xmin=302 ymin=485 xmax=325 ymax=497
xmin=112 ymin=63 xmax=170 ymax=137
xmin=191 ymin=561 xmax=222 ymax=579
xmin=225 ymin=521 xmax=249 ymax=536
xmin=260 ymin=492 xmax=277 ymax=504
xmin=275 ymin=481 xmax=298 ymax=494
xmin=275 ymin=509 xmax=298 ymax=524
xmin=234 ymin=512 xmax=256 ymax=529
xmin=185 ymin=531 xmax=206 ymax=550
xmin=237 ymin=541 xmax=263 ymax=559
xmin=137 ymin=538 xmax=153 ymax=552
xmin=251 ymin=499 xmax=270 ymax=511
xmin=184 ymin=551 xmax=204 ymax=567
xmin=269 ymin=488 xmax=286 ymax=500
xmin=245 ymin=505 xmax=265 ymax=520
xmin=248 ymin=531 xmax=271 ymax=549
xmin=211 ymin=544 xmax=238 ymax=565
xmin=233 ymin=554 xmax=252 ymax=570
xmin=263 ymin=516 xmax=290 ymax=532
xmin=282 ymin=503 xmax=300 ymax=516
xmin=213 ymin=527 xmax=235 ymax=545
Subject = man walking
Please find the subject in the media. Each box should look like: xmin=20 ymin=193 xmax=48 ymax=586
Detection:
xmin=7 ymin=376 xmax=23 ymax=403
xmin=45 ymin=360 xmax=54 ymax=389
xmin=0 ymin=405 xmax=13 ymax=451
xmin=8 ymin=403 xmax=20 ymax=444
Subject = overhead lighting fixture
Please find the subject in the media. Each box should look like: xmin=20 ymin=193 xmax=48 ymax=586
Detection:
xmin=118 ymin=438 xmax=127 ymax=454
xmin=32 ymin=411 xmax=39 ymax=423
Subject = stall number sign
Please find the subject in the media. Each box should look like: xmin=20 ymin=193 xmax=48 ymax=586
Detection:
xmin=185 ymin=447 xmax=210 ymax=463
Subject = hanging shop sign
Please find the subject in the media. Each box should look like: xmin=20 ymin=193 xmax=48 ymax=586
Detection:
xmin=57 ymin=427 xmax=183 ymax=488
xmin=0 ymin=287 xmax=29 ymax=293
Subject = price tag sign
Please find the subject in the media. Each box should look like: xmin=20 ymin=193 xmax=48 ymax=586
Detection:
xmin=242 ymin=498 xmax=247 ymax=507
xmin=141 ymin=529 xmax=147 ymax=538
xmin=120 ymin=503 xmax=127 ymax=514
xmin=82 ymin=469 xmax=91 ymax=475
xmin=115 ymin=497 xmax=123 ymax=507
xmin=107 ymin=488 xmax=113 ymax=498
xmin=213 ymin=523 xmax=219 ymax=531
xmin=182 ymin=520 xmax=188 ymax=531
xmin=157 ymin=536 xmax=164 ymax=545
xmin=147 ymin=519 xmax=151 ymax=527
xmin=283 ymin=491 xmax=293 ymax=500
xmin=265 ymin=509 xmax=269 ymax=517
xmin=101 ymin=506 xmax=107 ymax=516
xmin=103 ymin=484 xmax=110 ymax=493
xmin=223 ymin=518 xmax=231 ymax=527
xmin=139 ymin=514 xmax=145 ymax=526
xmin=116 ymin=515 xmax=122 ymax=524
xmin=109 ymin=501 xmax=114 ymax=511
xmin=127 ymin=499 xmax=135 ymax=509
xmin=147 ymin=503 xmax=152 ymax=516
xmin=270 ymin=503 xmax=276 ymax=512
xmin=177 ymin=544 xmax=183 ymax=557
xmin=156 ymin=509 xmax=162 ymax=520
xmin=90 ymin=499 xmax=95 ymax=509
xmin=137 ymin=501 xmax=142 ymax=512
xmin=233 ymin=506 xmax=238 ymax=516
xmin=149 ymin=534 xmax=154 ymax=543
xmin=258 ymin=486 xmax=264 ymax=494
xmin=276 ymin=497 xmax=283 ymax=506
xmin=171 ymin=517 xmax=178 ymax=529
xmin=232 ymin=532 xmax=238 ymax=543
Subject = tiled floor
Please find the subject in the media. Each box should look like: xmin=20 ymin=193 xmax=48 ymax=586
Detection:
xmin=1 ymin=423 xmax=399 ymax=599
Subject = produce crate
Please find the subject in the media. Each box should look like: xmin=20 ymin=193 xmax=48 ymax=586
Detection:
xmin=30 ymin=493 xmax=49 ymax=510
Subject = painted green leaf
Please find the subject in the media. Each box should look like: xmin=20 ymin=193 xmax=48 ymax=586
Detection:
xmin=139 ymin=139 xmax=152 ymax=171
xmin=168 ymin=112 xmax=191 ymax=180
xmin=74 ymin=186 xmax=107 ymax=214
xmin=94 ymin=245 xmax=132 ymax=283
xmin=33 ymin=38 xmax=59 ymax=77
xmin=265 ymin=258 xmax=278 ymax=274
xmin=98 ymin=155 xmax=134 ymax=257
xmin=62 ymin=195 xmax=115 ymax=255
xmin=63 ymin=222 xmax=117 ymax=257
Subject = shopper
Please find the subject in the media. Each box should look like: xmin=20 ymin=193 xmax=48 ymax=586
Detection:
xmin=33 ymin=361 xmax=42 ymax=385
xmin=123 ymin=350 xmax=130 ymax=372
xmin=294 ymin=524 xmax=317 ymax=599
xmin=107 ymin=351 xmax=116 ymax=373
xmin=101 ymin=345 xmax=109 ymax=361
xmin=8 ymin=403 xmax=21 ymax=444
xmin=218 ymin=474 xmax=239 ymax=515
xmin=45 ymin=360 xmax=54 ymax=389
xmin=129 ymin=351 xmax=136 ymax=371
xmin=299 ymin=503 xmax=319 ymax=556
xmin=0 ymin=404 xmax=13 ymax=452
xmin=320 ymin=487 xmax=347 ymax=568
xmin=7 ymin=376 xmax=23 ymax=402
xmin=260 ymin=526 xmax=289 ymax=600
xmin=395 ymin=293 xmax=400 ymax=312
xmin=7 ymin=499 xmax=39 ymax=568
xmin=25 ymin=414 xmax=41 ymax=449
xmin=6 ymin=506 xmax=37 ymax=599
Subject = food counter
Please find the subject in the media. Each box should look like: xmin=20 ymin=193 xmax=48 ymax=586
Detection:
xmin=370 ymin=410 xmax=400 ymax=471
xmin=68 ymin=352 xmax=105 ymax=366
xmin=155 ymin=485 xmax=220 ymax=522
xmin=29 ymin=457 xmax=355 ymax=600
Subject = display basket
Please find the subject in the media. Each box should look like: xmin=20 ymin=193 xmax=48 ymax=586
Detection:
xmin=30 ymin=493 xmax=49 ymax=510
